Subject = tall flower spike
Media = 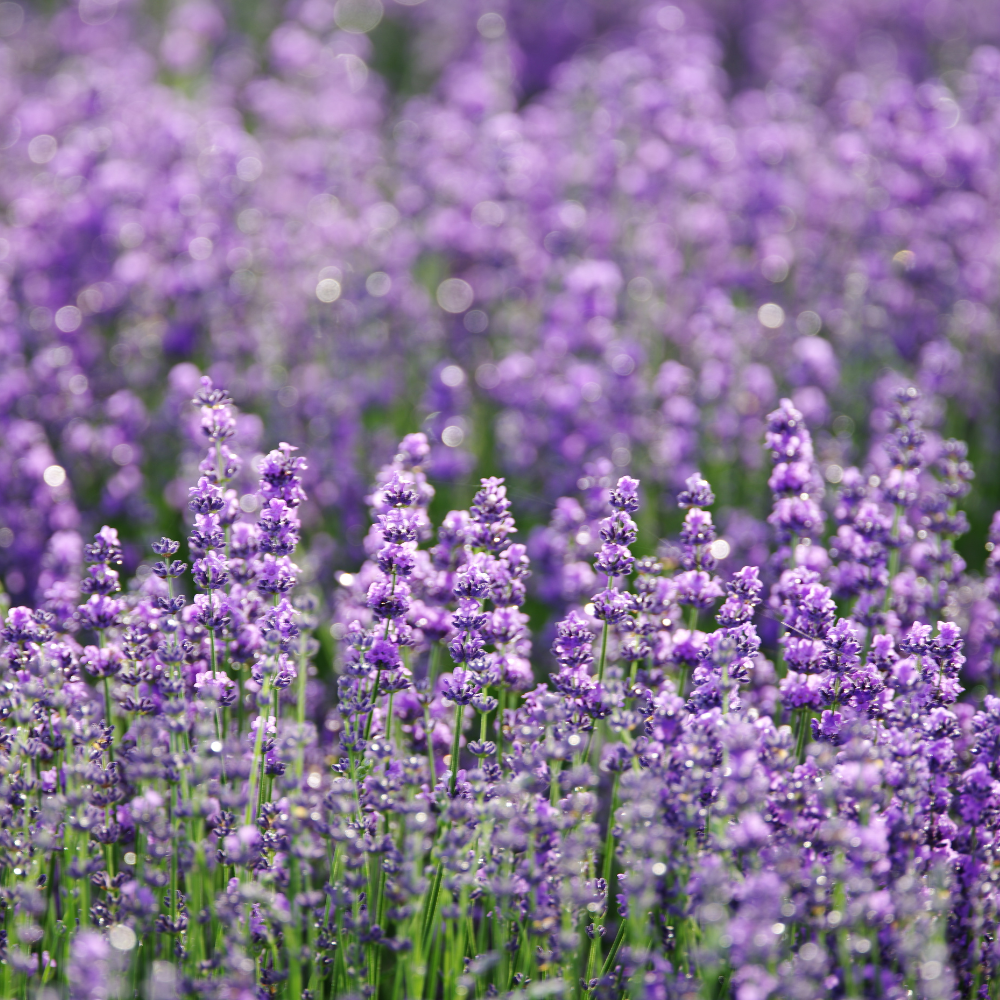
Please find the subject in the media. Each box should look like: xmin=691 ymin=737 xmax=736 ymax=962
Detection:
xmin=356 ymin=439 xmax=427 ymax=743
xmin=587 ymin=476 xmax=642 ymax=690
xmin=674 ymin=473 xmax=724 ymax=617
xmin=441 ymin=480 xmax=511 ymax=791
xmin=885 ymin=386 xmax=926 ymax=473
xmin=253 ymin=442 xmax=307 ymax=599
xmin=550 ymin=609 xmax=598 ymax=703
xmin=466 ymin=476 xmax=514 ymax=554
xmin=765 ymin=398 xmax=825 ymax=550
xmin=594 ymin=475 xmax=639 ymax=584
xmin=881 ymin=389 xmax=925 ymax=511
xmin=77 ymin=526 xmax=124 ymax=633
xmin=194 ymin=375 xmax=241 ymax=484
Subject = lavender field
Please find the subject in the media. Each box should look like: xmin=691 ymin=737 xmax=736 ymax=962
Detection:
xmin=2 ymin=0 xmax=1000 ymax=996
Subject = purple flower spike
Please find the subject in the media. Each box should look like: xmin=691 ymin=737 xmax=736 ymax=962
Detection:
xmin=678 ymin=473 xmax=715 ymax=509
xmin=609 ymin=476 xmax=640 ymax=514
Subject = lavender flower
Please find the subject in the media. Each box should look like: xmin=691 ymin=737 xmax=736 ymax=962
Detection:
xmin=1 ymin=5 xmax=1000 ymax=997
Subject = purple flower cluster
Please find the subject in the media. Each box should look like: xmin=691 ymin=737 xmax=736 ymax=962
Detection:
xmin=0 ymin=381 xmax=999 ymax=998
xmin=2 ymin=0 xmax=1000 ymax=996
xmin=2 ymin=0 xmax=1000 ymax=603
xmin=329 ymin=392 xmax=1000 ymax=999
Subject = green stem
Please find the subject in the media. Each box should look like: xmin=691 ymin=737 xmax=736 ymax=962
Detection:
xmin=602 ymin=772 xmax=620 ymax=892
xmin=296 ymin=628 xmax=309 ymax=782
xmin=496 ymin=687 xmax=505 ymax=763
xmin=585 ymin=772 xmax=621 ymax=991
xmin=364 ymin=670 xmax=382 ymax=742
xmin=245 ymin=678 xmax=272 ymax=828
xmin=421 ymin=864 xmax=445 ymax=954
xmin=102 ymin=676 xmax=115 ymax=761
xmin=795 ymin=707 xmax=811 ymax=763
xmin=597 ymin=622 xmax=609 ymax=684
xmin=297 ymin=631 xmax=308 ymax=726
xmin=600 ymin=916 xmax=627 ymax=978
xmin=423 ymin=704 xmax=437 ymax=788
xmin=449 ymin=704 xmax=463 ymax=796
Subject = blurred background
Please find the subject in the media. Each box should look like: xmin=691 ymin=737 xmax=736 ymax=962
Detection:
xmin=3 ymin=0 xmax=1000 ymax=642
